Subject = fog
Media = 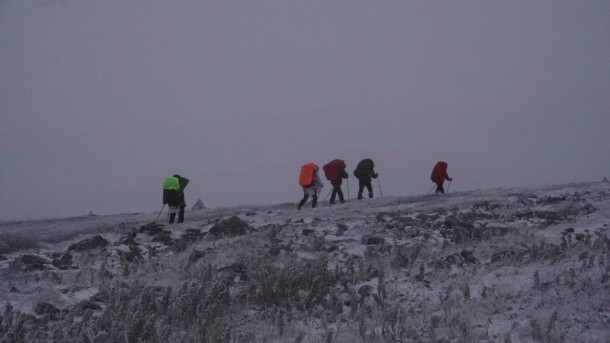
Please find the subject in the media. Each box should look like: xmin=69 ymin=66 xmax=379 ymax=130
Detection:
xmin=1 ymin=1 xmax=608 ymax=220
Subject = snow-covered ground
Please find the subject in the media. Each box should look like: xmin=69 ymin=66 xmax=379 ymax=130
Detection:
xmin=1 ymin=182 xmax=608 ymax=342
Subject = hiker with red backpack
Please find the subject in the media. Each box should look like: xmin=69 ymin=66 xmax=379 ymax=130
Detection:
xmin=354 ymin=158 xmax=378 ymax=199
xmin=323 ymin=159 xmax=349 ymax=204
xmin=430 ymin=161 xmax=452 ymax=194
xmin=297 ymin=162 xmax=324 ymax=209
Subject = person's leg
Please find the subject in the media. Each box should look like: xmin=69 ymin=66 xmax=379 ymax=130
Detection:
xmin=366 ymin=181 xmax=373 ymax=198
xmin=358 ymin=180 xmax=365 ymax=199
xmin=435 ymin=182 xmax=444 ymax=194
xmin=312 ymin=193 xmax=318 ymax=208
xmin=330 ymin=181 xmax=340 ymax=203
xmin=178 ymin=206 xmax=185 ymax=223
xmin=298 ymin=194 xmax=309 ymax=209
xmin=330 ymin=188 xmax=338 ymax=203
xmin=338 ymin=188 xmax=345 ymax=203
xmin=168 ymin=206 xmax=178 ymax=223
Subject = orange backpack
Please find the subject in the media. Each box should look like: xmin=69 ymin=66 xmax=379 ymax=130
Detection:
xmin=299 ymin=162 xmax=316 ymax=186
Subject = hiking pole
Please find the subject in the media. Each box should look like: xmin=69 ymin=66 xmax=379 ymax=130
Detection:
xmin=426 ymin=185 xmax=436 ymax=195
xmin=446 ymin=180 xmax=452 ymax=193
xmin=154 ymin=204 xmax=166 ymax=222
xmin=323 ymin=188 xmax=332 ymax=201
xmin=377 ymin=177 xmax=383 ymax=197
xmin=347 ymin=178 xmax=350 ymax=200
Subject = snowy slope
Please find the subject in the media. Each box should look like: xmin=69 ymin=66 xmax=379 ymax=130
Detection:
xmin=0 ymin=182 xmax=608 ymax=342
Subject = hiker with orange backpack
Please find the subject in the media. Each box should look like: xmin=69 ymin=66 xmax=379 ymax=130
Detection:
xmin=297 ymin=162 xmax=324 ymax=209
xmin=323 ymin=159 xmax=348 ymax=204
xmin=430 ymin=161 xmax=452 ymax=194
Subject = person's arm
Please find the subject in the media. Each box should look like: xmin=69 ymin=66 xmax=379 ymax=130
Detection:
xmin=181 ymin=177 xmax=190 ymax=189
xmin=314 ymin=172 xmax=323 ymax=187
xmin=444 ymin=171 xmax=452 ymax=181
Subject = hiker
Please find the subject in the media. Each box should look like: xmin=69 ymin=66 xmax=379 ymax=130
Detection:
xmin=173 ymin=174 xmax=189 ymax=223
xmin=162 ymin=175 xmax=180 ymax=223
xmin=297 ymin=162 xmax=324 ymax=209
xmin=430 ymin=161 xmax=452 ymax=194
xmin=354 ymin=158 xmax=378 ymax=199
xmin=323 ymin=159 xmax=348 ymax=204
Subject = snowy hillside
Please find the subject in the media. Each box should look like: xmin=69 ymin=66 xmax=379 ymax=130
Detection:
xmin=1 ymin=182 xmax=608 ymax=342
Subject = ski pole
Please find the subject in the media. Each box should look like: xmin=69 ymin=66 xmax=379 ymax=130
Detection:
xmin=446 ymin=180 xmax=452 ymax=193
xmin=377 ymin=177 xmax=383 ymax=197
xmin=154 ymin=204 xmax=166 ymax=222
xmin=426 ymin=185 xmax=436 ymax=195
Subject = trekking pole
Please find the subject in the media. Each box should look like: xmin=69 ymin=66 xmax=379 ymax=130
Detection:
xmin=377 ymin=178 xmax=383 ymax=197
xmin=323 ymin=189 xmax=332 ymax=201
xmin=426 ymin=185 xmax=436 ymax=195
xmin=154 ymin=204 xmax=166 ymax=222
xmin=446 ymin=180 xmax=452 ymax=193
xmin=347 ymin=178 xmax=350 ymax=200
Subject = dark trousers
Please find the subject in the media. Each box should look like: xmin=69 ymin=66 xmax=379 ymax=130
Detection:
xmin=330 ymin=180 xmax=345 ymax=203
xmin=169 ymin=206 xmax=185 ymax=223
xmin=298 ymin=190 xmax=318 ymax=209
xmin=358 ymin=179 xmax=373 ymax=199
xmin=435 ymin=182 xmax=445 ymax=194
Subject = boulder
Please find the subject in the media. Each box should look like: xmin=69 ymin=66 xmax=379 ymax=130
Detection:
xmin=361 ymin=235 xmax=385 ymax=245
xmin=181 ymin=229 xmax=206 ymax=242
xmin=191 ymin=199 xmax=206 ymax=211
xmin=139 ymin=222 xmax=164 ymax=235
xmin=188 ymin=250 xmax=205 ymax=263
xmin=52 ymin=251 xmax=74 ymax=270
xmin=34 ymin=302 xmax=61 ymax=318
xmin=9 ymin=254 xmax=50 ymax=272
xmin=68 ymin=235 xmax=108 ymax=252
xmin=208 ymin=216 xmax=253 ymax=238
xmin=302 ymin=228 xmax=315 ymax=236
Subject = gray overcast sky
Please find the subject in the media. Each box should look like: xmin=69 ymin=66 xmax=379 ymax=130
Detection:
xmin=1 ymin=1 xmax=609 ymax=221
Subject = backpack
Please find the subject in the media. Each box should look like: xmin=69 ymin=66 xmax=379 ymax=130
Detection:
xmin=431 ymin=161 xmax=448 ymax=183
xmin=163 ymin=176 xmax=179 ymax=190
xmin=299 ymin=162 xmax=316 ymax=186
xmin=323 ymin=159 xmax=345 ymax=181
xmin=354 ymin=158 xmax=374 ymax=178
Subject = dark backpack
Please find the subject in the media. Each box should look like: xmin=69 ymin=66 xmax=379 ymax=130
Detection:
xmin=354 ymin=158 xmax=374 ymax=178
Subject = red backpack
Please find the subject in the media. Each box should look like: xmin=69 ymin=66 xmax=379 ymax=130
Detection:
xmin=323 ymin=159 xmax=346 ymax=181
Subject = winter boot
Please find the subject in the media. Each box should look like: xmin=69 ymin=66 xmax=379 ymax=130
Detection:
xmin=368 ymin=192 xmax=373 ymax=199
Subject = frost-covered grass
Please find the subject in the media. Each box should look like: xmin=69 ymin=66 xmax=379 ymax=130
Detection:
xmin=0 ymin=182 xmax=608 ymax=342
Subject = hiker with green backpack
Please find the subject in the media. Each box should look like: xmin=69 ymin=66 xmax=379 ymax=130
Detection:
xmin=162 ymin=174 xmax=189 ymax=223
